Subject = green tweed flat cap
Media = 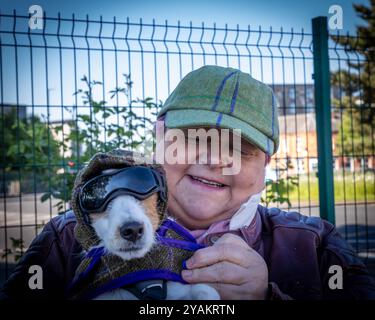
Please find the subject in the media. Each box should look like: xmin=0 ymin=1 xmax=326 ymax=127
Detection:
xmin=157 ymin=65 xmax=279 ymax=155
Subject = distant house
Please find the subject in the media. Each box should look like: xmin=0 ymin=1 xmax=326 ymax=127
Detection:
xmin=267 ymin=84 xmax=374 ymax=176
xmin=271 ymin=84 xmax=315 ymax=115
xmin=49 ymin=119 xmax=82 ymax=160
xmin=271 ymin=112 xmax=373 ymax=176
xmin=272 ymin=113 xmax=320 ymax=176
xmin=1 ymin=104 xmax=27 ymax=119
xmin=271 ymin=84 xmax=341 ymax=115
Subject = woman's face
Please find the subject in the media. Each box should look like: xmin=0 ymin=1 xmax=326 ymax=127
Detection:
xmin=159 ymin=126 xmax=267 ymax=230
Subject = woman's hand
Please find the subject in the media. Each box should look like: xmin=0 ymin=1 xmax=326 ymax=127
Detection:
xmin=181 ymin=233 xmax=268 ymax=300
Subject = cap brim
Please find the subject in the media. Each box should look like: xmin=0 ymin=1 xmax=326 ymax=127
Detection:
xmin=164 ymin=109 xmax=275 ymax=155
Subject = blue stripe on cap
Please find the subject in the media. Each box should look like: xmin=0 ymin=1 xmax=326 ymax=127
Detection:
xmin=211 ymin=70 xmax=238 ymax=111
xmin=230 ymin=77 xmax=240 ymax=114
xmin=216 ymin=112 xmax=223 ymax=127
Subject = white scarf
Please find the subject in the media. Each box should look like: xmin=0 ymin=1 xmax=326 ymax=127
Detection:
xmin=229 ymin=190 xmax=263 ymax=230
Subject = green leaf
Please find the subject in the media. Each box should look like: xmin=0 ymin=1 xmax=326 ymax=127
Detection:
xmin=103 ymin=112 xmax=111 ymax=119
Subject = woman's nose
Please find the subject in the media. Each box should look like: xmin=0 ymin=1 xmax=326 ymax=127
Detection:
xmin=203 ymin=147 xmax=231 ymax=168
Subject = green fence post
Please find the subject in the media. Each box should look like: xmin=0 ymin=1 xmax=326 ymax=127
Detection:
xmin=312 ymin=16 xmax=336 ymax=225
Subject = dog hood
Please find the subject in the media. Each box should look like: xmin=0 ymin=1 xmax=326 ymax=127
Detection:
xmin=70 ymin=149 xmax=168 ymax=251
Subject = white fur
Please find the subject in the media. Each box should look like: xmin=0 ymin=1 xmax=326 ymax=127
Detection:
xmin=92 ymin=195 xmax=154 ymax=260
xmin=91 ymin=195 xmax=220 ymax=300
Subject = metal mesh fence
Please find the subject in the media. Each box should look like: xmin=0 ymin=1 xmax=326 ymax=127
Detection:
xmin=0 ymin=12 xmax=374 ymax=282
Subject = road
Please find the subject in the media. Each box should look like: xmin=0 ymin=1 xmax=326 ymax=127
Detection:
xmin=1 ymin=194 xmax=374 ymax=248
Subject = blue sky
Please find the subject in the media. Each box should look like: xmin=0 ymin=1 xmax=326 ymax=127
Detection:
xmin=0 ymin=0 xmax=369 ymax=34
xmin=0 ymin=0 xmax=370 ymax=121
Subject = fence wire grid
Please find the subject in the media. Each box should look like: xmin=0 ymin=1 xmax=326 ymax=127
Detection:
xmin=0 ymin=12 xmax=374 ymax=282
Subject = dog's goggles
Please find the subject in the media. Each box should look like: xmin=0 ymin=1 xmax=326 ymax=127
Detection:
xmin=79 ymin=166 xmax=167 ymax=214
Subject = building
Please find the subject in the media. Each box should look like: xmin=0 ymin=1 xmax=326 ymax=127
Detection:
xmin=1 ymin=104 xmax=27 ymax=119
xmin=49 ymin=119 xmax=82 ymax=163
xmin=271 ymin=112 xmax=374 ymax=177
xmin=271 ymin=84 xmax=341 ymax=115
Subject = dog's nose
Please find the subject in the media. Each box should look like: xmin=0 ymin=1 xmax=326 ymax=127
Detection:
xmin=119 ymin=222 xmax=144 ymax=242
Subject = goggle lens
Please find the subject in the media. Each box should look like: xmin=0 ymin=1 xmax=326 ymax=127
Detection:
xmin=79 ymin=166 xmax=165 ymax=214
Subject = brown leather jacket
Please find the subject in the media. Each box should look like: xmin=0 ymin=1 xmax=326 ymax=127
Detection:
xmin=1 ymin=205 xmax=375 ymax=300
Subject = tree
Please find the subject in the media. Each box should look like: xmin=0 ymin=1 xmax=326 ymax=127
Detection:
xmin=262 ymin=158 xmax=299 ymax=208
xmin=0 ymin=107 xmax=61 ymax=193
xmin=331 ymin=0 xmax=375 ymax=158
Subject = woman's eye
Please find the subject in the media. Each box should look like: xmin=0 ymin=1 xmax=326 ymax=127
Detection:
xmin=234 ymin=148 xmax=255 ymax=157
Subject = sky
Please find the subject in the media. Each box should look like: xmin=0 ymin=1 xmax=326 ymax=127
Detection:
xmin=0 ymin=0 xmax=368 ymax=34
xmin=0 ymin=0 xmax=370 ymax=121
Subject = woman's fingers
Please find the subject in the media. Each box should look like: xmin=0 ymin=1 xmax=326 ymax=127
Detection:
xmin=185 ymin=233 xmax=256 ymax=269
xmin=182 ymin=261 xmax=249 ymax=285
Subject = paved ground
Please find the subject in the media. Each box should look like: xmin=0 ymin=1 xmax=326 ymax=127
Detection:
xmin=0 ymin=194 xmax=374 ymax=285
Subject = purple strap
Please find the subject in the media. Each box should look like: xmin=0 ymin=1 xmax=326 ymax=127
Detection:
xmin=83 ymin=269 xmax=187 ymax=300
xmin=157 ymin=219 xmax=195 ymax=240
xmin=156 ymin=219 xmax=204 ymax=251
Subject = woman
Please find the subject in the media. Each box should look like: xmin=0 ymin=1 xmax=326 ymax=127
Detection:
xmin=1 ymin=66 xmax=374 ymax=299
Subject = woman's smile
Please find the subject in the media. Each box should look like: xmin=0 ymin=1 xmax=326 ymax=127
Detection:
xmin=186 ymin=174 xmax=228 ymax=191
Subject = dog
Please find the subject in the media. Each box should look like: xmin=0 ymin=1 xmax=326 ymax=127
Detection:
xmin=76 ymin=166 xmax=220 ymax=300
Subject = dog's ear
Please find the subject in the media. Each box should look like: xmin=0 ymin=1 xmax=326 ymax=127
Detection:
xmin=141 ymin=193 xmax=160 ymax=231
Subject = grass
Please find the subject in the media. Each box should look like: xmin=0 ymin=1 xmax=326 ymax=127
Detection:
xmin=284 ymin=172 xmax=375 ymax=203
